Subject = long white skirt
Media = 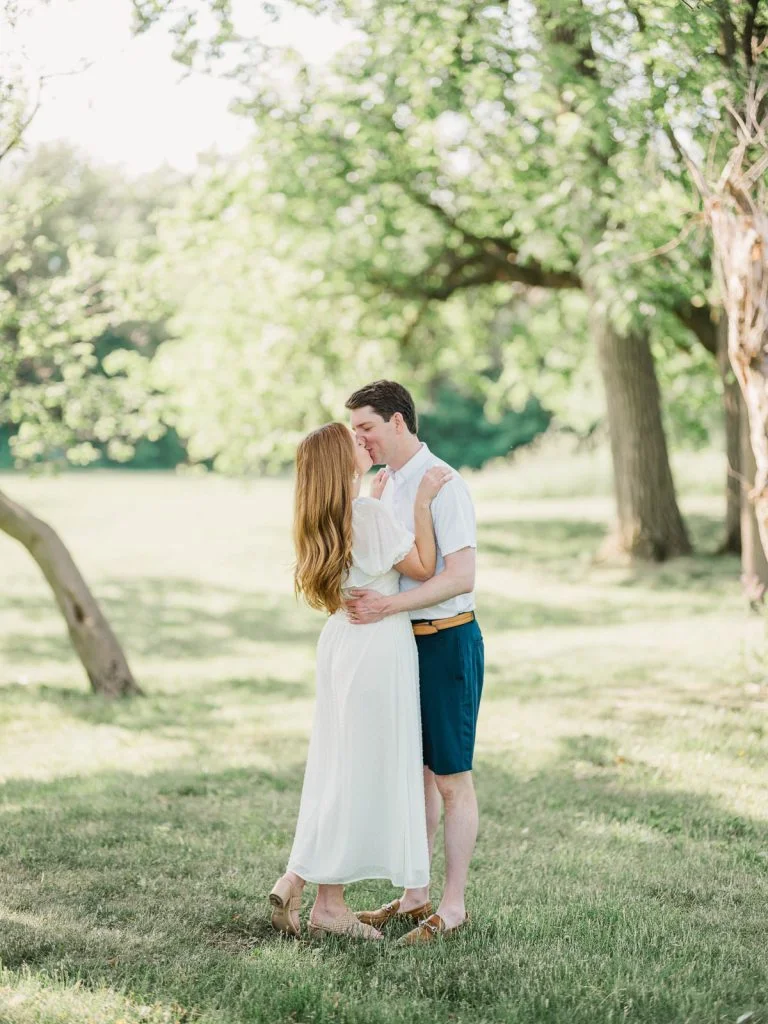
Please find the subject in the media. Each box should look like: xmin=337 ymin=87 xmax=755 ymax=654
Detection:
xmin=286 ymin=609 xmax=429 ymax=887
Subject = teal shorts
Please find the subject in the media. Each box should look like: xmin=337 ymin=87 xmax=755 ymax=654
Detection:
xmin=414 ymin=616 xmax=484 ymax=776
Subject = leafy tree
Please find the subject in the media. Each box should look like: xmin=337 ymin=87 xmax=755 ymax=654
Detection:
xmin=0 ymin=13 xmax=162 ymax=694
xmin=133 ymin=0 xmax=733 ymax=559
xmin=136 ymin=155 xmax=568 ymax=472
xmin=420 ymin=386 xmax=550 ymax=470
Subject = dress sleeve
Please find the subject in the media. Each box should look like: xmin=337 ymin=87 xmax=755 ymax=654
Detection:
xmin=352 ymin=498 xmax=415 ymax=577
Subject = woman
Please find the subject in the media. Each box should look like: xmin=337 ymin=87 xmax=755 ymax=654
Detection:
xmin=268 ymin=421 xmax=451 ymax=940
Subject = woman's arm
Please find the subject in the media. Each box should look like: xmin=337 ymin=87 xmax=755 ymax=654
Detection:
xmin=393 ymin=467 xmax=453 ymax=582
xmin=348 ymin=548 xmax=476 ymax=623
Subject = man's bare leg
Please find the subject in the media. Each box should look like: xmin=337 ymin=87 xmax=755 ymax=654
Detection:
xmin=433 ymin=770 xmax=478 ymax=928
xmin=399 ymin=766 xmax=441 ymax=912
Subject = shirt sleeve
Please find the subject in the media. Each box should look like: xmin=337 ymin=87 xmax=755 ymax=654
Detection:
xmin=430 ymin=476 xmax=477 ymax=556
xmin=352 ymin=498 xmax=415 ymax=577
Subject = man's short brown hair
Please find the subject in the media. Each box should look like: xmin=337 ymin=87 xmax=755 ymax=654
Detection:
xmin=345 ymin=380 xmax=418 ymax=434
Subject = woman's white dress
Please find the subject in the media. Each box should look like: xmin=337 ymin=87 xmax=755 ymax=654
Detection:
xmin=286 ymin=497 xmax=429 ymax=888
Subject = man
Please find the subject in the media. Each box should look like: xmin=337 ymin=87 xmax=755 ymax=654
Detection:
xmin=344 ymin=380 xmax=484 ymax=945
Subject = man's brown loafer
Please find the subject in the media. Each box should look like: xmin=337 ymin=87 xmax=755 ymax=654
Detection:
xmin=397 ymin=912 xmax=469 ymax=945
xmin=355 ymin=898 xmax=433 ymax=928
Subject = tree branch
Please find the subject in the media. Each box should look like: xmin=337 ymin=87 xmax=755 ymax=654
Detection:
xmin=673 ymin=300 xmax=718 ymax=355
xmin=0 ymin=87 xmax=41 ymax=164
xmin=743 ymin=0 xmax=760 ymax=67
xmin=715 ymin=0 xmax=738 ymax=68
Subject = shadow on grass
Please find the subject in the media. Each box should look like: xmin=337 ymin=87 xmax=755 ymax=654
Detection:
xmin=1 ymin=743 xmax=767 ymax=1024
xmin=0 ymin=579 xmax=321 ymax=664
xmin=478 ymin=517 xmax=607 ymax=566
xmin=0 ymin=674 xmax=313 ymax=734
xmin=475 ymin=594 xmax=627 ymax=631
xmin=684 ymin=512 xmax=735 ymax=556
xmin=3 ymin=517 xmax=741 ymax=671
xmin=479 ymin=514 xmax=741 ymax=596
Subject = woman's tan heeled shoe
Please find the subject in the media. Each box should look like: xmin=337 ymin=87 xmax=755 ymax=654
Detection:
xmin=308 ymin=909 xmax=382 ymax=941
xmin=269 ymin=874 xmax=303 ymax=937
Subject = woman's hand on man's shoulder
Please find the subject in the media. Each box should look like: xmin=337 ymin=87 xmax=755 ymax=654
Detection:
xmin=370 ymin=468 xmax=390 ymax=500
xmin=416 ymin=466 xmax=453 ymax=506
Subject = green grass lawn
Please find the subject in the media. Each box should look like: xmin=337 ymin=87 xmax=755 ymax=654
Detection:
xmin=1 ymin=450 xmax=767 ymax=1024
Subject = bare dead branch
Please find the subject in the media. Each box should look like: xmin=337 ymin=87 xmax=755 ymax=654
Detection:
xmin=667 ymin=125 xmax=711 ymax=199
xmin=623 ymin=215 xmax=705 ymax=265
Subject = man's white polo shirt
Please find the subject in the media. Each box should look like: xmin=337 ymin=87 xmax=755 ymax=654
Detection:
xmin=380 ymin=442 xmax=477 ymax=621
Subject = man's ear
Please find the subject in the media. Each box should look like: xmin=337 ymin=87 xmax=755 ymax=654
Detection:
xmin=392 ymin=412 xmax=404 ymax=433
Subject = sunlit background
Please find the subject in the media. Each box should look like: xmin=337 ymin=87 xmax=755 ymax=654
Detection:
xmin=2 ymin=0 xmax=352 ymax=172
xmin=2 ymin=1 xmax=768 ymax=1022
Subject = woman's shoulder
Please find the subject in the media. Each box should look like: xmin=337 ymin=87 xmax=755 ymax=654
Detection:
xmin=353 ymin=496 xmax=391 ymax=517
xmin=353 ymin=496 xmax=395 ymax=531
xmin=350 ymin=496 xmax=411 ymax=576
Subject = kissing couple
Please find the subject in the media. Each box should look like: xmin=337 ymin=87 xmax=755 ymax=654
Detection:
xmin=269 ymin=380 xmax=484 ymax=944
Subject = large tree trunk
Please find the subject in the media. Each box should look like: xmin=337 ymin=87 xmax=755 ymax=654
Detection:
xmin=718 ymin=313 xmax=743 ymax=554
xmin=0 ymin=488 xmax=142 ymax=697
xmin=593 ymin=312 xmax=692 ymax=560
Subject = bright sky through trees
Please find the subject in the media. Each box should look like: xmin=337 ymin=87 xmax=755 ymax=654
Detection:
xmin=0 ymin=0 xmax=354 ymax=173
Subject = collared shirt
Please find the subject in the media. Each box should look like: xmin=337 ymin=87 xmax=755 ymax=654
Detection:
xmin=380 ymin=442 xmax=477 ymax=620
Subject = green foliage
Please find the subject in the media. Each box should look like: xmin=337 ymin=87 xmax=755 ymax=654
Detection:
xmin=420 ymin=386 xmax=550 ymax=470
xmin=127 ymin=0 xmax=748 ymax=467
xmin=0 ymin=426 xmax=13 ymax=469
xmin=6 ymin=0 xmax=762 ymax=475
xmin=110 ymin=428 xmax=187 ymax=470
xmin=0 ymin=145 xmax=180 ymax=470
xmin=130 ymin=0 xmax=237 ymax=67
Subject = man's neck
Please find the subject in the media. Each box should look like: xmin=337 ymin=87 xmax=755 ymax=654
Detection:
xmin=387 ymin=436 xmax=423 ymax=472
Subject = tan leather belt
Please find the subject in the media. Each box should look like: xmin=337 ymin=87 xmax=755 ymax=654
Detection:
xmin=412 ymin=611 xmax=475 ymax=636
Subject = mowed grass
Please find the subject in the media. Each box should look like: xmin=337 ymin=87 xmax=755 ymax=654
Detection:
xmin=1 ymin=447 xmax=767 ymax=1024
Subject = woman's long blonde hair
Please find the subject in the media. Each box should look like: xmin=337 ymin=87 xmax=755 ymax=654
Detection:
xmin=293 ymin=422 xmax=355 ymax=614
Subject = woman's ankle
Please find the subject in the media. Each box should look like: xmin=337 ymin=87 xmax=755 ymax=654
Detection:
xmin=312 ymin=899 xmax=348 ymax=918
xmin=402 ymin=886 xmax=430 ymax=905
